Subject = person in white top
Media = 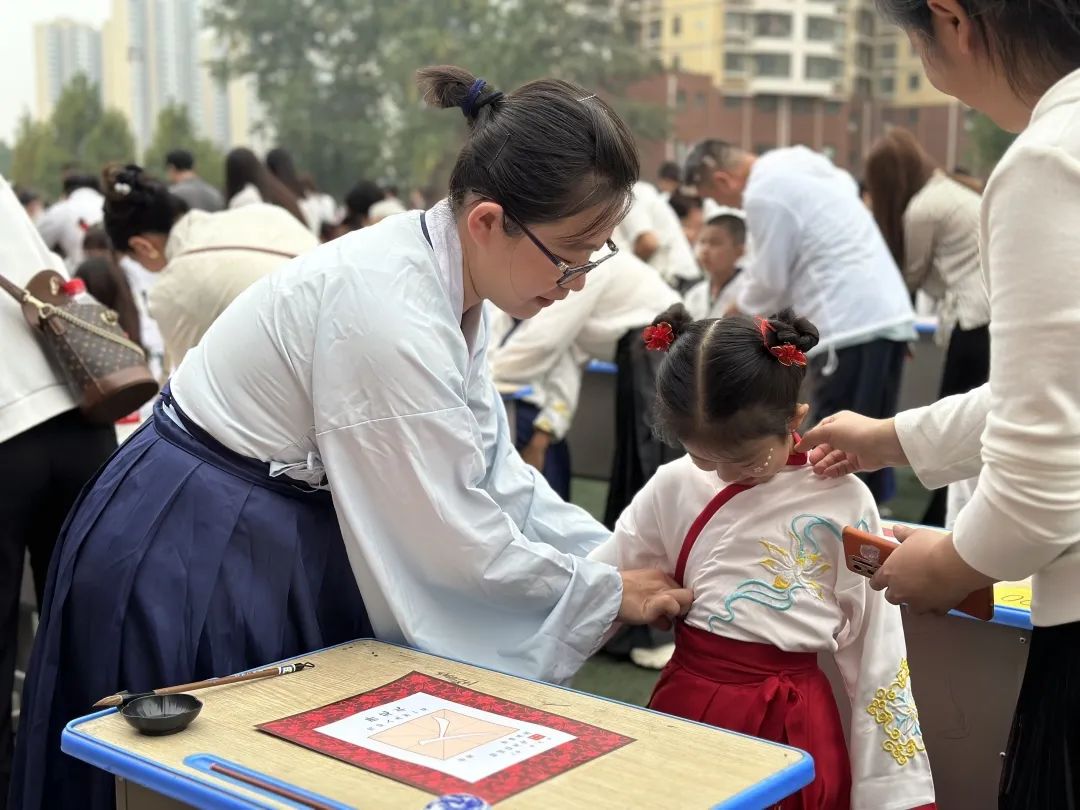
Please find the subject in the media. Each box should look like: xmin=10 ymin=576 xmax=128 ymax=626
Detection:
xmin=797 ymin=2 xmax=1080 ymax=805
xmin=614 ymin=180 xmax=701 ymax=289
xmin=488 ymin=250 xmax=681 ymax=498
xmin=683 ymin=210 xmax=747 ymax=321
xmin=10 ymin=66 xmax=692 ymax=810
xmin=591 ymin=305 xmax=935 ymax=810
xmin=35 ymin=174 xmax=105 ymax=271
xmin=865 ymin=127 xmax=990 ymax=528
xmin=97 ymin=166 xmax=319 ymax=374
xmin=687 ymin=142 xmax=916 ymax=502
xmin=0 ymin=174 xmax=117 ymax=804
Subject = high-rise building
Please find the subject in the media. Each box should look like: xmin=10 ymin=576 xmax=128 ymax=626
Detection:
xmin=635 ymin=0 xmax=967 ymax=175
xmin=102 ymin=0 xmax=265 ymax=155
xmin=34 ymin=19 xmax=103 ymax=119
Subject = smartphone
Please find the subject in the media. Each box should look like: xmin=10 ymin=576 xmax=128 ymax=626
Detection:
xmin=842 ymin=526 xmax=994 ymax=621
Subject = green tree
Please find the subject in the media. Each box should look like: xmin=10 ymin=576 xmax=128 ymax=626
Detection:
xmin=0 ymin=140 xmax=12 ymax=177
xmin=967 ymin=112 xmax=1016 ymax=177
xmin=205 ymin=0 xmax=664 ymax=196
xmin=143 ymin=103 xmax=226 ymax=190
xmin=10 ymin=114 xmax=67 ymax=198
xmin=83 ymin=110 xmax=138 ymax=172
xmin=50 ymin=73 xmax=105 ymax=163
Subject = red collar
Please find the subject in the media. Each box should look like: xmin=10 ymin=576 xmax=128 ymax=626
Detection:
xmin=786 ymin=433 xmax=807 ymax=467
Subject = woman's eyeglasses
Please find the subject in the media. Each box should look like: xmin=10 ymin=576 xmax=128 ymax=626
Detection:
xmin=505 ymin=213 xmax=619 ymax=288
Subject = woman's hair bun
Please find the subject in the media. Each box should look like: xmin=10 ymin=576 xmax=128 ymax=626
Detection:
xmin=102 ymin=163 xmax=154 ymax=206
xmin=415 ymin=65 xmax=502 ymax=125
xmin=766 ymin=308 xmax=820 ymax=353
xmin=652 ymin=303 xmax=695 ymax=340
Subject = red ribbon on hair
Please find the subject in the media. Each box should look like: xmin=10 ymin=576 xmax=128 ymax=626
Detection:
xmin=756 ymin=316 xmax=807 ymax=368
xmin=643 ymin=322 xmax=675 ymax=352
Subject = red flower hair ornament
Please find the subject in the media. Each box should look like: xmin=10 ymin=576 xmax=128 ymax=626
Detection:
xmin=757 ymin=317 xmax=807 ymax=368
xmin=643 ymin=322 xmax=675 ymax=352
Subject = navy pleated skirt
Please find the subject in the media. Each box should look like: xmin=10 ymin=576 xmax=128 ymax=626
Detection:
xmin=9 ymin=394 xmax=371 ymax=810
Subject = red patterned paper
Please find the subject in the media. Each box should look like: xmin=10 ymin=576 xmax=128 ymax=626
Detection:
xmin=257 ymin=671 xmax=634 ymax=804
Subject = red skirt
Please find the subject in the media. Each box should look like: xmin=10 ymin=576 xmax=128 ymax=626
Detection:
xmin=649 ymin=624 xmax=851 ymax=810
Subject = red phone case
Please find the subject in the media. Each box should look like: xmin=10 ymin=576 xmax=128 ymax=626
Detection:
xmin=842 ymin=526 xmax=994 ymax=621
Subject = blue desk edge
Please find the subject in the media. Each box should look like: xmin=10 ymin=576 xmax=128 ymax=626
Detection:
xmin=63 ymin=639 xmax=814 ymax=810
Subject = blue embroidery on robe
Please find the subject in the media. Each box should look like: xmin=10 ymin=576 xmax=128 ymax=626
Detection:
xmin=707 ymin=514 xmax=870 ymax=629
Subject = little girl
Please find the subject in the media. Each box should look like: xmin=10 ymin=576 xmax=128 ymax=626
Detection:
xmin=591 ymin=305 xmax=935 ymax=810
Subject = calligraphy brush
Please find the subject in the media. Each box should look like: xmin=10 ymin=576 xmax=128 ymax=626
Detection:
xmin=92 ymin=661 xmax=315 ymax=709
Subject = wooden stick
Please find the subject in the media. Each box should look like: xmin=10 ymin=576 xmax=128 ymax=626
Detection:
xmin=92 ymin=661 xmax=314 ymax=708
xmin=209 ymin=762 xmax=335 ymax=810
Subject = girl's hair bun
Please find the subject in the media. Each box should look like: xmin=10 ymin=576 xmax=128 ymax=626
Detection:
xmin=652 ymin=303 xmax=695 ymax=340
xmin=765 ymin=308 xmax=820 ymax=354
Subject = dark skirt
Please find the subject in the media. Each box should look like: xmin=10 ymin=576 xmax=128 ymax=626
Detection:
xmin=808 ymin=338 xmax=907 ymax=504
xmin=999 ymin=621 xmax=1080 ymax=810
xmin=514 ymin=401 xmax=571 ymax=500
xmin=9 ymin=395 xmax=371 ymax=810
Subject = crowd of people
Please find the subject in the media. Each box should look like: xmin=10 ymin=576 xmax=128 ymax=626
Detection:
xmin=2 ymin=1 xmax=1079 ymax=807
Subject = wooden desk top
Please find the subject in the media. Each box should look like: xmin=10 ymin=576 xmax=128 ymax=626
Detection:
xmin=65 ymin=641 xmax=810 ymax=809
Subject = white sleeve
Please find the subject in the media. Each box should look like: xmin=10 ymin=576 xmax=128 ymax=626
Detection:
xmin=487 ymin=288 xmax=593 ymax=387
xmin=833 ymin=505 xmax=935 ymax=810
xmin=532 ymin=350 xmax=583 ymax=442
xmin=35 ymin=204 xmax=65 ymax=252
xmin=949 ymin=145 xmax=1080 ymax=581
xmin=736 ymin=195 xmax=800 ymax=315
xmin=589 ymin=469 xmax=672 ymax=572
xmin=468 ymin=318 xmax=610 ymax=557
xmin=894 ymin=384 xmax=991 ymax=489
xmin=901 ymin=205 xmax=936 ymax=295
xmin=315 ymin=295 xmax=620 ymax=683
xmin=615 ymin=195 xmax=655 ymax=249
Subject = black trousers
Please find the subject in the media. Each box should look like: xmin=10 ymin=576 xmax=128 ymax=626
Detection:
xmin=921 ymin=324 xmax=991 ymax=526
xmin=514 ymin=402 xmax=571 ymax=501
xmin=809 ymin=339 xmax=907 ymax=504
xmin=0 ymin=409 xmax=115 ymax=806
xmin=999 ymin=621 xmax=1080 ymax=809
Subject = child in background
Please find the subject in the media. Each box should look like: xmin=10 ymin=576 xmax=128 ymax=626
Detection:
xmin=591 ymin=305 xmax=935 ymax=810
xmin=683 ymin=211 xmax=746 ymax=320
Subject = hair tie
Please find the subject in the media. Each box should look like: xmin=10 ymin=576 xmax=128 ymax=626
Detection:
xmin=643 ymin=322 xmax=675 ymax=352
xmin=460 ymin=78 xmax=487 ymax=119
xmin=756 ymin=316 xmax=807 ymax=367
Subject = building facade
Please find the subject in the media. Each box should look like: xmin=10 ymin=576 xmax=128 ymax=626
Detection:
xmin=636 ymin=0 xmax=970 ymax=179
xmin=34 ymin=20 xmax=103 ymax=120
xmin=101 ymin=0 xmax=265 ymax=154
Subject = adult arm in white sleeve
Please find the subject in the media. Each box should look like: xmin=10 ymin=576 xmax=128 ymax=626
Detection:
xmin=833 ymin=507 xmax=935 ymax=810
xmin=590 ymin=467 xmax=673 ymax=573
xmin=531 ymin=350 xmax=583 ymax=442
xmin=894 ymin=384 xmax=991 ymax=490
xmin=949 ymin=145 xmax=1080 ymax=580
xmin=901 ymin=205 xmax=936 ymax=295
xmin=314 ymin=285 xmax=620 ymax=683
xmin=736 ymin=195 xmax=800 ymax=316
xmin=487 ymin=283 xmax=596 ymax=387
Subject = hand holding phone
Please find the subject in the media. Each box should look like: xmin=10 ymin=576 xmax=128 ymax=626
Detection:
xmin=842 ymin=526 xmax=994 ymax=621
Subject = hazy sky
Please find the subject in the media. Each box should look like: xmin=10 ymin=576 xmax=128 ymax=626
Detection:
xmin=0 ymin=0 xmax=111 ymax=143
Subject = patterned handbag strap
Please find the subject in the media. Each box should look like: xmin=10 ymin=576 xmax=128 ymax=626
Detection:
xmin=0 ymin=270 xmax=31 ymax=306
xmin=0 ymin=269 xmax=145 ymax=357
xmin=44 ymin=304 xmax=146 ymax=357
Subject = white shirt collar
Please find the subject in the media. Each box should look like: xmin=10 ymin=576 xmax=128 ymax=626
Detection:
xmin=425 ymin=199 xmax=464 ymax=322
xmin=1030 ymin=66 xmax=1080 ymax=124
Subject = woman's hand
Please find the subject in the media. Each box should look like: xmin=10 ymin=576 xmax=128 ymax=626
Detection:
xmin=870 ymin=525 xmax=996 ymax=614
xmin=618 ymin=569 xmax=693 ymax=630
xmin=796 ymin=412 xmax=909 ymax=478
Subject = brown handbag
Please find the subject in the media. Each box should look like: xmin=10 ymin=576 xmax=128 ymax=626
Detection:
xmin=0 ymin=268 xmax=160 ymax=424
